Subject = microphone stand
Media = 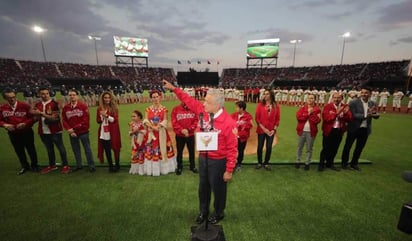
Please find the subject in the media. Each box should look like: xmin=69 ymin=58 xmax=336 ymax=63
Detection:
xmin=191 ymin=112 xmax=225 ymax=241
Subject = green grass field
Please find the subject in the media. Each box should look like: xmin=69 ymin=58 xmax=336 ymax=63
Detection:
xmin=1 ymin=98 xmax=412 ymax=241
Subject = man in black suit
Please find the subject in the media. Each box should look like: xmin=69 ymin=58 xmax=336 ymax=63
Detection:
xmin=341 ymin=86 xmax=379 ymax=171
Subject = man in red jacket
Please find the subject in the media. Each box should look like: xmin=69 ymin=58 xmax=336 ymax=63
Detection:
xmin=163 ymin=79 xmax=237 ymax=225
xmin=318 ymin=92 xmax=353 ymax=171
xmin=0 ymin=88 xmax=38 ymax=175
xmin=62 ymin=89 xmax=96 ymax=172
xmin=171 ymin=102 xmax=198 ymax=175
xmin=31 ymin=87 xmax=70 ymax=174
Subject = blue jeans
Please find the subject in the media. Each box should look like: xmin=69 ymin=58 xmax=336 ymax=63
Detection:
xmin=69 ymin=132 xmax=95 ymax=168
xmin=40 ymin=133 xmax=68 ymax=166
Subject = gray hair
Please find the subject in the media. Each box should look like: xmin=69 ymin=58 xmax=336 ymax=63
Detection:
xmin=207 ymin=88 xmax=225 ymax=108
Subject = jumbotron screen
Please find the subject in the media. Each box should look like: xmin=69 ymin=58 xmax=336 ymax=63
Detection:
xmin=246 ymin=38 xmax=280 ymax=59
xmin=113 ymin=36 xmax=148 ymax=57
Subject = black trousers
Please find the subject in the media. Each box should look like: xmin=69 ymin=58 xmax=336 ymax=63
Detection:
xmin=175 ymin=135 xmax=195 ymax=170
xmin=257 ymin=133 xmax=275 ymax=165
xmin=341 ymin=128 xmax=369 ymax=167
xmin=198 ymin=155 xmax=227 ymax=217
xmin=319 ymin=128 xmax=342 ymax=168
xmin=101 ymin=139 xmax=113 ymax=166
xmin=237 ymin=139 xmax=247 ymax=166
xmin=8 ymin=129 xmax=38 ymax=169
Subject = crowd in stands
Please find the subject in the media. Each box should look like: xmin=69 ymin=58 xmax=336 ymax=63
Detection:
xmin=221 ymin=60 xmax=409 ymax=89
xmin=0 ymin=58 xmax=409 ymax=94
xmin=0 ymin=58 xmax=176 ymax=91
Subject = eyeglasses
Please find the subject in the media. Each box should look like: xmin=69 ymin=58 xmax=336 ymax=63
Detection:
xmin=6 ymin=95 xmax=16 ymax=100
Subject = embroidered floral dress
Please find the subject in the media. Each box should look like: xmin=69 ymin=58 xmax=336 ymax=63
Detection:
xmin=129 ymin=121 xmax=147 ymax=175
xmin=143 ymin=105 xmax=176 ymax=176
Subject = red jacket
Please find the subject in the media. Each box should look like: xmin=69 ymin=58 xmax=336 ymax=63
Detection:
xmin=171 ymin=103 xmax=198 ymax=137
xmin=296 ymin=105 xmax=321 ymax=137
xmin=255 ymin=102 xmax=280 ymax=134
xmin=230 ymin=111 xmax=253 ymax=142
xmin=96 ymin=107 xmax=122 ymax=163
xmin=321 ymin=102 xmax=353 ymax=136
xmin=0 ymin=101 xmax=35 ymax=133
xmin=62 ymin=101 xmax=90 ymax=135
xmin=173 ymin=88 xmax=238 ymax=173
xmin=34 ymin=99 xmax=63 ymax=134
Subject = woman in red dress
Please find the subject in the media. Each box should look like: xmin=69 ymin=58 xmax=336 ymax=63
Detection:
xmin=143 ymin=90 xmax=176 ymax=176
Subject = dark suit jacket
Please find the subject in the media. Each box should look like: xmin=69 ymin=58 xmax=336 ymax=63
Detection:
xmin=347 ymin=98 xmax=379 ymax=135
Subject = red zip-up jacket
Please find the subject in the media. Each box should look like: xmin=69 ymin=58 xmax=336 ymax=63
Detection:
xmin=173 ymin=88 xmax=238 ymax=173
xmin=0 ymin=101 xmax=35 ymax=133
xmin=96 ymin=107 xmax=122 ymax=163
xmin=171 ymin=103 xmax=198 ymax=137
xmin=34 ymin=99 xmax=63 ymax=134
xmin=296 ymin=105 xmax=321 ymax=137
xmin=62 ymin=101 xmax=90 ymax=135
xmin=321 ymin=102 xmax=353 ymax=136
xmin=255 ymin=102 xmax=280 ymax=134
xmin=230 ymin=111 xmax=253 ymax=142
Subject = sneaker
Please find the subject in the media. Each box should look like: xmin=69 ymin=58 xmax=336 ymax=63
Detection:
xmin=89 ymin=167 xmax=96 ymax=173
xmin=304 ymin=164 xmax=310 ymax=171
xmin=235 ymin=166 xmax=242 ymax=172
xmin=264 ymin=165 xmax=272 ymax=171
xmin=18 ymin=168 xmax=29 ymax=175
xmin=41 ymin=165 xmax=58 ymax=174
xmin=255 ymin=164 xmax=262 ymax=169
xmin=61 ymin=165 xmax=70 ymax=174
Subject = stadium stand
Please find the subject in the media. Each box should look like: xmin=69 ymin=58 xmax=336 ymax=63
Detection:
xmin=0 ymin=58 xmax=409 ymax=93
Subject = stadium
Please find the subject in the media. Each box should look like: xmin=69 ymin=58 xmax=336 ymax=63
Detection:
xmin=1 ymin=1 xmax=412 ymax=241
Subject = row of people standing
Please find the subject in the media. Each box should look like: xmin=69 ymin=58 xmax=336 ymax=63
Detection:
xmin=295 ymin=88 xmax=379 ymax=172
xmin=0 ymin=87 xmax=177 ymax=176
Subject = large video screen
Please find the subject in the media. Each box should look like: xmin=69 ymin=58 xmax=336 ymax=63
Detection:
xmin=113 ymin=36 xmax=148 ymax=57
xmin=247 ymin=38 xmax=279 ymax=59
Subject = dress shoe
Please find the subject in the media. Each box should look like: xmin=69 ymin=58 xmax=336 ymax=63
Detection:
xmin=190 ymin=168 xmax=198 ymax=174
xmin=328 ymin=166 xmax=340 ymax=171
xmin=350 ymin=165 xmax=361 ymax=171
xmin=208 ymin=214 xmax=224 ymax=224
xmin=31 ymin=166 xmax=40 ymax=172
xmin=72 ymin=166 xmax=83 ymax=172
xmin=18 ymin=168 xmax=28 ymax=175
xmin=341 ymin=165 xmax=351 ymax=170
xmin=175 ymin=168 xmax=182 ymax=175
xmin=195 ymin=213 xmax=206 ymax=224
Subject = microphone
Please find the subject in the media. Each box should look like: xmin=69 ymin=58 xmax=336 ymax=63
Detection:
xmin=209 ymin=113 xmax=214 ymax=131
xmin=199 ymin=112 xmax=204 ymax=131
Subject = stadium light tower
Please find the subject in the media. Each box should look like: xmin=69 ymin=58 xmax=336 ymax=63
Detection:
xmin=32 ymin=25 xmax=47 ymax=62
xmin=340 ymin=32 xmax=351 ymax=65
xmin=290 ymin=39 xmax=302 ymax=67
xmin=88 ymin=35 xmax=102 ymax=65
